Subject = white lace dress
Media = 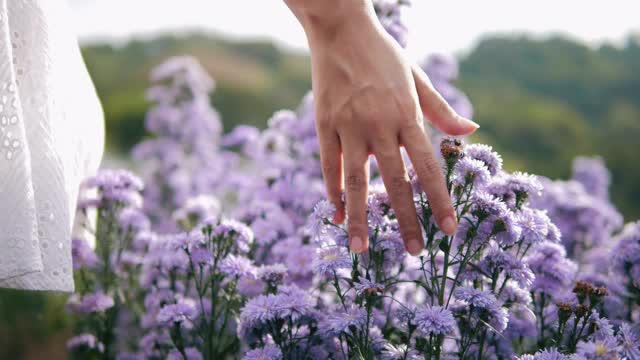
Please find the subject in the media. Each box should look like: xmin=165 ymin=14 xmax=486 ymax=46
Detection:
xmin=0 ymin=0 xmax=104 ymax=292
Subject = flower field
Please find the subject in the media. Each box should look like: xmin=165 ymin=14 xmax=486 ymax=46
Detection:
xmin=64 ymin=1 xmax=639 ymax=359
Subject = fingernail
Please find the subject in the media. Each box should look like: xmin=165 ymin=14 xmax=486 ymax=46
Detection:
xmin=407 ymin=239 xmax=423 ymax=256
xmin=441 ymin=216 xmax=457 ymax=236
xmin=461 ymin=117 xmax=480 ymax=129
xmin=350 ymin=236 xmax=364 ymax=253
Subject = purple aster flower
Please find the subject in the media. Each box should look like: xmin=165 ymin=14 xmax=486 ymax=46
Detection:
xmin=354 ymin=278 xmax=385 ymax=296
xmin=482 ymin=244 xmax=535 ymax=289
xmin=167 ymin=347 xmax=203 ymax=360
xmin=257 ymin=263 xmax=288 ymax=284
xmin=243 ymin=344 xmax=282 ymax=360
xmin=576 ymin=336 xmax=621 ymax=359
xmin=453 ymin=157 xmax=491 ymax=188
xmin=156 ymin=299 xmax=198 ymax=326
xmin=67 ymin=292 xmax=115 ymax=314
xmin=251 ymin=218 xmax=280 ymax=245
xmin=219 ymin=255 xmax=255 ymax=278
xmin=454 ymin=286 xmax=509 ymax=332
xmin=506 ymin=304 xmax=537 ymax=337
xmin=517 ymin=348 xmax=569 ymax=360
xmin=237 ymin=276 xmax=267 ymax=297
xmin=139 ymin=332 xmax=172 ymax=358
xmin=319 ymin=306 xmax=368 ymax=336
xmin=517 ymin=208 xmax=550 ymax=245
xmin=611 ymin=222 xmax=640 ymax=284
xmin=454 ymin=286 xmax=497 ymax=309
xmin=190 ymin=247 xmax=213 ymax=266
xmin=285 ymin=245 xmax=316 ymax=276
xmin=71 ymin=237 xmax=99 ymax=269
xmin=222 ymin=125 xmax=260 ymax=148
xmin=118 ymin=207 xmax=150 ymax=232
xmin=526 ymin=241 xmax=577 ymax=296
xmin=618 ymin=323 xmax=640 ymax=359
xmin=411 ymin=305 xmax=456 ymax=337
xmin=170 ymin=231 xmax=206 ymax=252
xmin=239 ymin=294 xmax=282 ymax=330
xmin=173 ymin=195 xmax=221 ymax=226
xmin=66 ymin=334 xmax=104 ymax=353
xmin=507 ymin=172 xmax=543 ymax=198
xmin=465 ymin=144 xmax=503 ymax=176
xmin=116 ymin=352 xmax=144 ymax=360
xmin=572 ymin=156 xmax=611 ymax=200
xmin=213 ymin=219 xmax=254 ymax=253
xmin=381 ymin=343 xmax=422 ymax=360
xmin=276 ymin=285 xmax=315 ymax=322
xmin=313 ymin=246 xmax=352 ymax=276
xmin=308 ymin=200 xmax=336 ymax=236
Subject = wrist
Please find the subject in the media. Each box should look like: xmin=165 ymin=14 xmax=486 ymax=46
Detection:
xmin=286 ymin=1 xmax=377 ymax=45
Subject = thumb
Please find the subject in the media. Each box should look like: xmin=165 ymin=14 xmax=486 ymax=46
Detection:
xmin=411 ymin=63 xmax=479 ymax=136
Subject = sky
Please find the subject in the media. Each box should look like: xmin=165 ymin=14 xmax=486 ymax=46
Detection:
xmin=68 ymin=1 xmax=639 ymax=60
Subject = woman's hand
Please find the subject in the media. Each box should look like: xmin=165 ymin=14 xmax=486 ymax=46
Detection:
xmin=285 ymin=0 xmax=479 ymax=255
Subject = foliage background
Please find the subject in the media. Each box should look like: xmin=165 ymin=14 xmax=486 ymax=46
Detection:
xmin=1 ymin=31 xmax=639 ymax=358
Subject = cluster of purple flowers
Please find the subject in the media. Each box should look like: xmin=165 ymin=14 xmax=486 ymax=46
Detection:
xmin=64 ymin=3 xmax=639 ymax=359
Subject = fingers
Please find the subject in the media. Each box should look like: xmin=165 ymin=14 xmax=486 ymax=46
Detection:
xmin=411 ymin=64 xmax=479 ymax=136
xmin=341 ymin=137 xmax=370 ymax=253
xmin=400 ymin=123 xmax=458 ymax=236
xmin=373 ymin=139 xmax=424 ymax=255
xmin=318 ymin=129 xmax=346 ymax=224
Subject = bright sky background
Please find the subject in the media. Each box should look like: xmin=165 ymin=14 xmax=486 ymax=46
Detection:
xmin=68 ymin=1 xmax=639 ymax=60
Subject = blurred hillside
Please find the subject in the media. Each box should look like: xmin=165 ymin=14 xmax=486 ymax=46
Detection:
xmin=81 ymin=32 xmax=640 ymax=219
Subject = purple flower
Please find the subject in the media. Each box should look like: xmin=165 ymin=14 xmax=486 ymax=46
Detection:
xmin=507 ymin=172 xmax=543 ymax=198
xmin=237 ymin=276 xmax=267 ymax=297
xmin=66 ymin=334 xmax=104 ymax=353
xmin=187 ymin=247 xmax=211 ymax=266
xmin=213 ymin=219 xmax=254 ymax=253
xmin=71 ymin=237 xmax=99 ymax=269
xmin=219 ymin=255 xmax=255 ymax=278
xmin=118 ymin=207 xmax=150 ymax=232
xmin=170 ymin=231 xmax=206 ymax=252
xmin=313 ymin=246 xmax=352 ymax=276
xmin=319 ymin=306 xmax=368 ymax=336
xmin=526 ymin=241 xmax=577 ymax=296
xmin=257 ymin=263 xmax=288 ymax=284
xmin=516 ymin=208 xmax=550 ymax=245
xmin=276 ymin=285 xmax=315 ymax=322
xmin=308 ymin=200 xmax=335 ymax=236
xmin=84 ymin=169 xmax=144 ymax=207
xmin=572 ymin=156 xmax=611 ymax=200
xmin=240 ymin=294 xmax=283 ymax=330
xmin=454 ymin=286 xmax=508 ymax=332
xmin=167 ymin=347 xmax=203 ymax=360
xmin=517 ymin=348 xmax=569 ymax=360
xmin=243 ymin=344 xmax=282 ymax=360
xmin=173 ymin=195 xmax=221 ymax=225
xmin=611 ymin=222 xmax=640 ymax=285
xmin=454 ymin=286 xmax=497 ymax=309
xmin=479 ymin=244 xmax=534 ymax=289
xmin=618 ymin=323 xmax=640 ymax=359
xmin=67 ymin=292 xmax=115 ymax=314
xmin=354 ymin=278 xmax=385 ymax=296
xmin=411 ymin=305 xmax=456 ymax=337
xmin=576 ymin=336 xmax=621 ymax=359
xmin=285 ymin=245 xmax=316 ymax=276
xmin=453 ymin=157 xmax=491 ymax=188
xmin=222 ymin=125 xmax=260 ymax=148
xmin=465 ymin=144 xmax=503 ymax=176
xmin=157 ymin=299 xmax=198 ymax=326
